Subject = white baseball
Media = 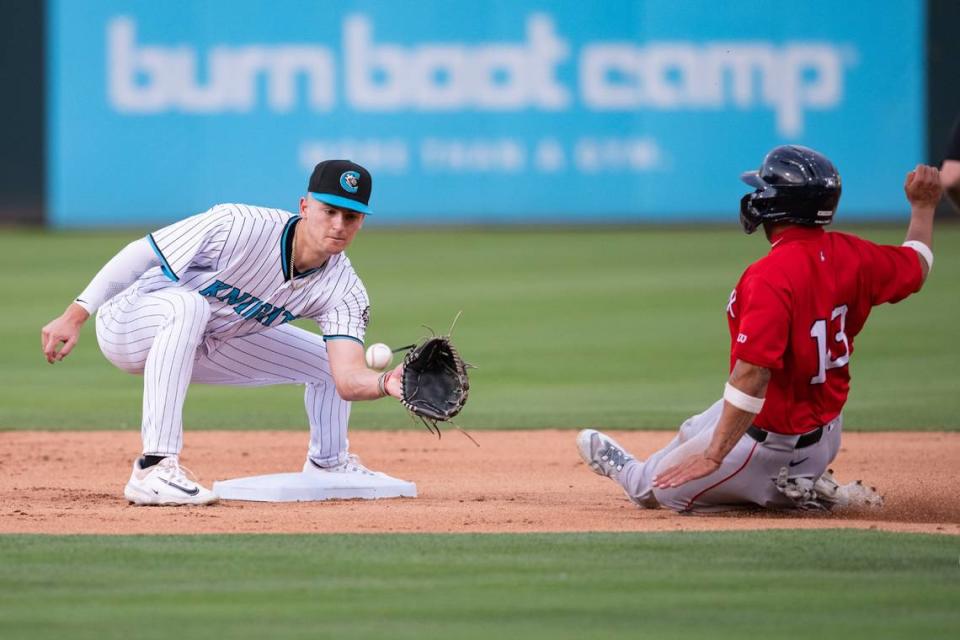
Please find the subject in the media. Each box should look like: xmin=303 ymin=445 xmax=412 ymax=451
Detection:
xmin=365 ymin=343 xmax=393 ymax=370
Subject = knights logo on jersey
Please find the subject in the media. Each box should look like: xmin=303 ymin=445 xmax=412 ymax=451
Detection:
xmin=340 ymin=171 xmax=360 ymax=194
xmin=361 ymin=305 xmax=370 ymax=329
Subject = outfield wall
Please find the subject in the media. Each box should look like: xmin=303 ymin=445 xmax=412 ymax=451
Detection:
xmin=4 ymin=1 xmax=950 ymax=227
xmin=0 ymin=1 xmax=44 ymax=225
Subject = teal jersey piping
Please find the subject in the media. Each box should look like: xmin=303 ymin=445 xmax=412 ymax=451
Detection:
xmin=323 ymin=335 xmax=363 ymax=345
xmin=280 ymin=215 xmax=322 ymax=281
xmin=146 ymin=234 xmax=179 ymax=282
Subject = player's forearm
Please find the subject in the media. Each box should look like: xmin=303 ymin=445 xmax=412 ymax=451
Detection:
xmin=60 ymin=302 xmax=91 ymax=326
xmin=904 ymin=207 xmax=934 ymax=249
xmin=703 ymin=406 xmax=755 ymax=463
xmin=74 ymin=238 xmax=159 ymax=314
xmin=901 ymin=164 xmax=943 ymax=281
xmin=903 ymin=208 xmax=935 ymax=281
xmin=704 ymin=361 xmax=770 ymax=463
xmin=334 ymin=367 xmax=391 ymax=401
xmin=326 ymin=340 xmax=398 ymax=401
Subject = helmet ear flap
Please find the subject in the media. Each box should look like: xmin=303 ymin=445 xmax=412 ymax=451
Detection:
xmin=739 ymin=193 xmax=762 ymax=235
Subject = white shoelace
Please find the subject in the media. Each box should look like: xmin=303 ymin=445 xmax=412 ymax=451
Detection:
xmin=327 ymin=454 xmax=376 ymax=476
xmin=154 ymin=458 xmax=199 ymax=486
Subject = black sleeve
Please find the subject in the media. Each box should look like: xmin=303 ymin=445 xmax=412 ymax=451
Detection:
xmin=946 ymin=115 xmax=960 ymax=162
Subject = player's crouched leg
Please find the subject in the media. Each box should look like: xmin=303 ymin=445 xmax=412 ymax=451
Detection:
xmin=155 ymin=289 xmax=212 ymax=341
xmin=96 ymin=290 xmax=212 ymax=374
xmin=651 ymin=474 xmax=752 ymax=514
xmin=650 ymin=436 xmax=761 ymax=513
xmin=651 ymin=482 xmax=714 ymax=513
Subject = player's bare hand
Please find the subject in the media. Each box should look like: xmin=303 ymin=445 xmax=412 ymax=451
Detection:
xmin=41 ymin=319 xmax=80 ymax=364
xmin=41 ymin=303 xmax=90 ymax=364
xmin=653 ymin=453 xmax=721 ymax=489
xmin=384 ymin=363 xmax=403 ymax=399
xmin=904 ymin=164 xmax=943 ymax=209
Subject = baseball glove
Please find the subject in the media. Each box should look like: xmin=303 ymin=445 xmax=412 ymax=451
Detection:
xmin=399 ymin=334 xmax=471 ymax=440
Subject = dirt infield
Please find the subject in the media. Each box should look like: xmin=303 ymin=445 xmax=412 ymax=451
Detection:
xmin=1 ymin=430 xmax=957 ymax=535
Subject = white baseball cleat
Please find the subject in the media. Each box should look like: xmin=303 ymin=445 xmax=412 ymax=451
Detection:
xmin=301 ymin=454 xmax=417 ymax=499
xmin=124 ymin=457 xmax=218 ymax=506
xmin=577 ymin=428 xmax=636 ymax=482
xmin=814 ymin=469 xmax=885 ymax=509
xmin=776 ymin=467 xmax=885 ymax=510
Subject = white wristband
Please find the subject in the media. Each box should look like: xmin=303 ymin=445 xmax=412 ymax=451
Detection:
xmin=902 ymin=240 xmax=933 ymax=271
xmin=724 ymin=382 xmax=765 ymax=414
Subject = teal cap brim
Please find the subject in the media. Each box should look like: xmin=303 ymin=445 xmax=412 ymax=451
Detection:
xmin=309 ymin=192 xmax=372 ymax=215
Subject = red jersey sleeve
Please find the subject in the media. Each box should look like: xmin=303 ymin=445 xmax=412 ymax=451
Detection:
xmin=858 ymin=240 xmax=923 ymax=305
xmin=731 ymin=271 xmax=791 ymax=369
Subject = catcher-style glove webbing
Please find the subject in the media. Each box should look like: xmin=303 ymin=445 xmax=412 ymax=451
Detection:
xmin=398 ymin=314 xmax=473 ymax=443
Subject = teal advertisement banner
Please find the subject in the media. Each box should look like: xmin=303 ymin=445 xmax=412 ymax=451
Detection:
xmin=48 ymin=1 xmax=924 ymax=226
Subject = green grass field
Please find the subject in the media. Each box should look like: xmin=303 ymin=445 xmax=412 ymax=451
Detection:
xmin=3 ymin=225 xmax=958 ymax=430
xmin=3 ymin=225 xmax=959 ymax=638
xmin=1 ymin=531 xmax=957 ymax=640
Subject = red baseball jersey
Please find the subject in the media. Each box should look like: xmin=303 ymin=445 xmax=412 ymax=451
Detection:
xmin=726 ymin=226 xmax=923 ymax=434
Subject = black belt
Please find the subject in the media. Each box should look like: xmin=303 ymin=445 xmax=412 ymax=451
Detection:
xmin=746 ymin=425 xmax=823 ymax=449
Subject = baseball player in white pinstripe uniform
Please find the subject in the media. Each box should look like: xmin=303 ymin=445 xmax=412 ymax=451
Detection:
xmin=41 ymin=160 xmax=412 ymax=505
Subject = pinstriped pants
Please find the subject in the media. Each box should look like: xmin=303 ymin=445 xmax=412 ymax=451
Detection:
xmin=96 ymin=288 xmax=350 ymax=466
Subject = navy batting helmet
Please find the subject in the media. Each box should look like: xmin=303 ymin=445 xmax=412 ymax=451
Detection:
xmin=739 ymin=145 xmax=842 ymax=235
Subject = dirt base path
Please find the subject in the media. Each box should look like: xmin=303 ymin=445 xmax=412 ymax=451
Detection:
xmin=1 ymin=430 xmax=957 ymax=535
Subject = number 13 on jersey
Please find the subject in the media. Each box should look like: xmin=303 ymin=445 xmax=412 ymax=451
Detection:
xmin=809 ymin=305 xmax=850 ymax=384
